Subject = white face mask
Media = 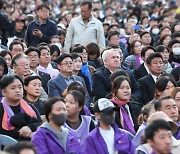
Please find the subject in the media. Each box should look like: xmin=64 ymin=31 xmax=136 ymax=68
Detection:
xmin=152 ymin=29 xmax=159 ymax=35
xmin=134 ymin=18 xmax=138 ymax=25
xmin=172 ymin=47 xmax=180 ymax=55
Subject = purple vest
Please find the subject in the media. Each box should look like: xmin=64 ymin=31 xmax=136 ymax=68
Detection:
xmin=64 ymin=115 xmax=91 ymax=147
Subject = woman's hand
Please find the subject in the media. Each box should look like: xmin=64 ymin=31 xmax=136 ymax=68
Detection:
xmin=18 ymin=126 xmax=32 ymax=138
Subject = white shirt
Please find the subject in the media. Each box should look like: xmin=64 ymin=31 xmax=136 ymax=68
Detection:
xmin=99 ymin=127 xmax=118 ymax=154
xmin=150 ymin=73 xmax=159 ymax=82
xmin=37 ymin=63 xmax=59 ymax=78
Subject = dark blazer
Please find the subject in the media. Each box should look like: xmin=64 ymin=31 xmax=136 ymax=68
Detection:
xmin=48 ymin=74 xmax=86 ymax=98
xmin=38 ymin=71 xmax=51 ymax=94
xmin=137 ymin=74 xmax=155 ymax=105
xmin=92 ymin=66 xmax=141 ymax=102
xmin=133 ymin=63 xmax=148 ymax=81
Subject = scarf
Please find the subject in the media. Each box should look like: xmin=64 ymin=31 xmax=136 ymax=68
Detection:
xmin=80 ymin=62 xmax=92 ymax=88
xmin=135 ymin=54 xmax=144 ymax=68
xmin=111 ymin=99 xmax=136 ymax=135
xmin=1 ymin=97 xmax=37 ymax=130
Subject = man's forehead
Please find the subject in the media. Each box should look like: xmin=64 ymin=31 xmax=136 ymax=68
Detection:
xmin=162 ymin=99 xmax=176 ymax=106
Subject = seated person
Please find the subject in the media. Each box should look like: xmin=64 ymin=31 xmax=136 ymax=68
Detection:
xmin=145 ymin=119 xmax=172 ymax=154
xmin=83 ymin=98 xmax=135 ymax=154
xmin=31 ymin=97 xmax=80 ymax=154
xmin=64 ymin=90 xmax=95 ymax=148
xmin=111 ymin=76 xmax=142 ymax=132
xmin=23 ymin=76 xmax=45 ymax=121
xmin=4 ymin=141 xmax=36 ymax=154
xmin=0 ymin=75 xmax=42 ymax=140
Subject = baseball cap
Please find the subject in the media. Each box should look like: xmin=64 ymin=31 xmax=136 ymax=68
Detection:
xmin=94 ymin=98 xmax=118 ymax=113
xmin=147 ymin=111 xmax=178 ymax=133
xmin=15 ymin=16 xmax=25 ymax=23
xmin=150 ymin=16 xmax=158 ymax=21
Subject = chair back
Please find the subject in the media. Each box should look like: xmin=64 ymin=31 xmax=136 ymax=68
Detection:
xmin=0 ymin=134 xmax=17 ymax=150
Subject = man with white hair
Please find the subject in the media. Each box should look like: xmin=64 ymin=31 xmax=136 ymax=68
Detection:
xmin=92 ymin=45 xmax=140 ymax=101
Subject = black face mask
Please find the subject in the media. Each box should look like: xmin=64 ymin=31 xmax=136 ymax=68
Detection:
xmin=100 ymin=111 xmax=115 ymax=125
xmin=51 ymin=113 xmax=67 ymax=126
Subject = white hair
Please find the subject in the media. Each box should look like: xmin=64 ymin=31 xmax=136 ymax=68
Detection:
xmin=102 ymin=48 xmax=121 ymax=64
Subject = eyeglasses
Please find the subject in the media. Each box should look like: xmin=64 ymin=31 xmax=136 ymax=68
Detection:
xmin=61 ymin=62 xmax=73 ymax=66
xmin=28 ymin=55 xmax=39 ymax=59
xmin=12 ymin=48 xmax=23 ymax=52
xmin=40 ymin=9 xmax=50 ymax=13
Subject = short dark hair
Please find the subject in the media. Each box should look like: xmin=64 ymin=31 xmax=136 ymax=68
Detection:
xmin=4 ymin=141 xmax=36 ymax=154
xmin=168 ymin=39 xmax=180 ymax=49
xmin=171 ymin=32 xmax=180 ymax=39
xmin=154 ymin=96 xmax=173 ymax=111
xmin=0 ymin=74 xmax=23 ymax=90
xmin=71 ymin=52 xmax=82 ymax=61
xmin=38 ymin=46 xmax=50 ymax=56
xmin=44 ymin=97 xmax=65 ymax=122
xmin=36 ymin=3 xmax=50 ymax=11
xmin=140 ymin=31 xmax=151 ymax=38
xmin=72 ymin=45 xmax=86 ymax=54
xmin=146 ymin=52 xmax=163 ymax=65
xmin=107 ymin=31 xmax=120 ymax=41
xmin=145 ymin=119 xmax=171 ymax=140
xmin=9 ymin=40 xmax=24 ymax=51
xmin=160 ymin=26 xmax=171 ymax=34
xmin=25 ymin=46 xmax=40 ymax=58
xmin=56 ymin=53 xmax=72 ymax=64
xmin=24 ymin=75 xmax=41 ymax=86
xmin=110 ymin=69 xmax=129 ymax=82
xmin=80 ymin=1 xmax=92 ymax=10
xmin=155 ymin=45 xmax=170 ymax=53
xmin=141 ymin=46 xmax=155 ymax=57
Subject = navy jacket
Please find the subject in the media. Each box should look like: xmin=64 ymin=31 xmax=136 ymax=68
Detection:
xmin=92 ymin=66 xmax=141 ymax=102
xmin=25 ymin=19 xmax=57 ymax=47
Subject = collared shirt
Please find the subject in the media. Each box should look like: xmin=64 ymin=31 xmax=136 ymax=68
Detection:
xmin=150 ymin=73 xmax=159 ymax=82
xmin=82 ymin=16 xmax=92 ymax=25
xmin=37 ymin=63 xmax=59 ymax=78
xmin=60 ymin=72 xmax=74 ymax=85
xmin=144 ymin=63 xmax=150 ymax=74
xmin=35 ymin=17 xmax=47 ymax=25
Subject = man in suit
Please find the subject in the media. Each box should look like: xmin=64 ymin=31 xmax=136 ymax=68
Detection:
xmin=48 ymin=53 xmax=87 ymax=98
xmin=137 ymin=52 xmax=164 ymax=105
xmin=92 ymin=45 xmax=141 ymax=102
xmin=133 ymin=46 xmax=155 ymax=81
xmin=25 ymin=46 xmax=51 ymax=94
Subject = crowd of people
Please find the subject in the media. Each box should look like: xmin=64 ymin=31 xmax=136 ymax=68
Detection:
xmin=0 ymin=0 xmax=180 ymax=153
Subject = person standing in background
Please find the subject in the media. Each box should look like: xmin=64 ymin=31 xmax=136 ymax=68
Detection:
xmin=64 ymin=1 xmax=105 ymax=52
